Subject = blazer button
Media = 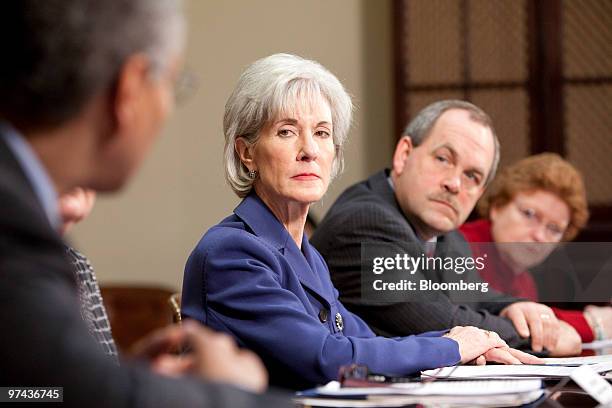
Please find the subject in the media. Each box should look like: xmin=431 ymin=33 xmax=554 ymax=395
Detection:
xmin=318 ymin=309 xmax=328 ymax=323
xmin=335 ymin=312 xmax=344 ymax=331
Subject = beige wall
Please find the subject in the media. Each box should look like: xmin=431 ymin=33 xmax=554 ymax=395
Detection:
xmin=71 ymin=0 xmax=394 ymax=289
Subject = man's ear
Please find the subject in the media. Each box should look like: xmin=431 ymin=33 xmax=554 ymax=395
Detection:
xmin=392 ymin=136 xmax=414 ymax=176
xmin=235 ymin=137 xmax=255 ymax=171
xmin=112 ymin=54 xmax=151 ymax=134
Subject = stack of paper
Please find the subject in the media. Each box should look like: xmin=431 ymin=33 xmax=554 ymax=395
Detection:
xmin=295 ymin=355 xmax=612 ymax=407
xmin=295 ymin=391 xmax=545 ymax=408
xmin=295 ymin=379 xmax=544 ymax=407
xmin=309 ymin=379 xmax=542 ymax=396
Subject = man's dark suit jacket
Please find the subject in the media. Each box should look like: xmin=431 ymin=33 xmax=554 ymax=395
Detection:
xmin=311 ymin=170 xmax=529 ymax=348
xmin=0 ymin=134 xmax=289 ymax=407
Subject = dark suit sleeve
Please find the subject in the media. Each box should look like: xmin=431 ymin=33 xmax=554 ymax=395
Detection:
xmin=0 ymin=197 xmax=290 ymax=407
xmin=311 ymin=201 xmax=529 ymax=349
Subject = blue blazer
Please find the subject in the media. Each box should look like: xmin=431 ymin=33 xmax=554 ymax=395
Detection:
xmin=182 ymin=193 xmax=460 ymax=389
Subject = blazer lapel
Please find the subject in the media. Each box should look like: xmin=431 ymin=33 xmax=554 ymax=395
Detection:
xmin=283 ymin=238 xmax=334 ymax=306
xmin=234 ymin=194 xmax=333 ymax=306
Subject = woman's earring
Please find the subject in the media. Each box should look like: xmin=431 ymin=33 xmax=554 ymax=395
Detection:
xmin=248 ymin=169 xmax=258 ymax=179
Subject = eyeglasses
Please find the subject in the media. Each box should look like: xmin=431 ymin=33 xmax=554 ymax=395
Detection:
xmin=145 ymin=59 xmax=199 ymax=105
xmin=513 ymin=202 xmax=566 ymax=241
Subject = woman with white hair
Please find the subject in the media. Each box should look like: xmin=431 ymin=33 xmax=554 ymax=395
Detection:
xmin=181 ymin=53 xmax=539 ymax=390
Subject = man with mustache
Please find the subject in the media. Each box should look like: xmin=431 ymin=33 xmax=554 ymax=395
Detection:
xmin=311 ymin=100 xmax=581 ymax=356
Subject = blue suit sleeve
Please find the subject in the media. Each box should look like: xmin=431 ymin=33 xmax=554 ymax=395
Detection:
xmin=183 ymin=230 xmax=461 ymax=386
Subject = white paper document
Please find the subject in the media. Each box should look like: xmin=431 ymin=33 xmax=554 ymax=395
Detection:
xmin=541 ymin=354 xmax=612 ymax=366
xmin=312 ymin=379 xmax=542 ymax=396
xmin=422 ymin=361 xmax=612 ymax=379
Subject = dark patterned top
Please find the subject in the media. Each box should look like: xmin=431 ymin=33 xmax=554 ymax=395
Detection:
xmin=67 ymin=247 xmax=119 ymax=363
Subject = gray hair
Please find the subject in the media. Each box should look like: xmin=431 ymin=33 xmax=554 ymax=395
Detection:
xmin=224 ymin=53 xmax=353 ymax=198
xmin=403 ymin=100 xmax=500 ymax=186
xmin=0 ymin=0 xmax=185 ymax=130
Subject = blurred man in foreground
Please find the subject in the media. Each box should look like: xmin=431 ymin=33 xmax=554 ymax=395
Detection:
xmin=0 ymin=1 xmax=289 ymax=406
